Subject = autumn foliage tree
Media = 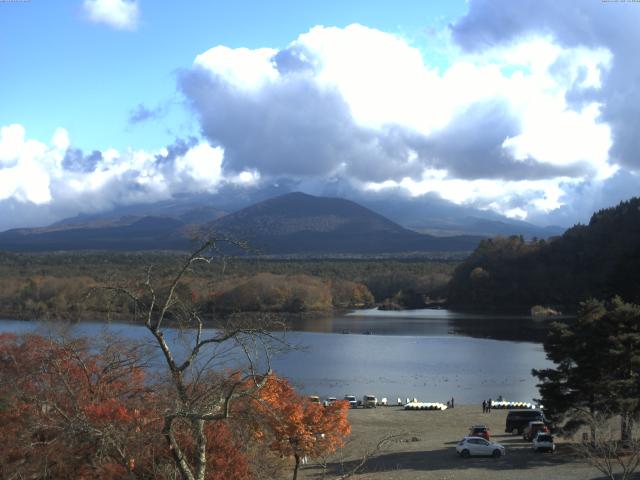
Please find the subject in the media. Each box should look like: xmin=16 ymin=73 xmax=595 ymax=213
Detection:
xmin=0 ymin=332 xmax=157 ymax=478
xmin=249 ymin=375 xmax=351 ymax=480
xmin=0 ymin=332 xmax=260 ymax=479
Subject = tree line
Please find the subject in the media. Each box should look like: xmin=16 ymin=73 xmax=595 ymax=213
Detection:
xmin=0 ymin=253 xmax=455 ymax=319
xmin=447 ymin=198 xmax=640 ymax=310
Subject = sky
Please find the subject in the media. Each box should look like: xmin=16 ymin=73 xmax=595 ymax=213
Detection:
xmin=1 ymin=0 xmax=639 ymax=231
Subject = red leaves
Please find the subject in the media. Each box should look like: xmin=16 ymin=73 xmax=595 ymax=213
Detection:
xmin=0 ymin=335 xmax=351 ymax=479
xmin=0 ymin=334 xmax=156 ymax=479
xmin=253 ymin=374 xmax=351 ymax=462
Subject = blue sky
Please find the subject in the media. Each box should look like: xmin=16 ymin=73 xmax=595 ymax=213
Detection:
xmin=1 ymin=0 xmax=466 ymax=151
xmin=1 ymin=0 xmax=640 ymax=231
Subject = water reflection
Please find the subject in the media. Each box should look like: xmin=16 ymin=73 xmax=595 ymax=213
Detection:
xmin=287 ymin=308 xmax=554 ymax=343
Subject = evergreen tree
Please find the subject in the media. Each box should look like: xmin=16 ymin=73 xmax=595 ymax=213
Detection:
xmin=533 ymin=299 xmax=610 ymax=438
xmin=533 ymin=298 xmax=640 ymax=441
xmin=602 ymin=297 xmax=640 ymax=441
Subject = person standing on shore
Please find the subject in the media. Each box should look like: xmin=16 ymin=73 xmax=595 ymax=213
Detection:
xmin=451 ymin=397 xmax=454 ymax=408
xmin=482 ymin=400 xmax=487 ymax=413
xmin=487 ymin=398 xmax=492 ymax=413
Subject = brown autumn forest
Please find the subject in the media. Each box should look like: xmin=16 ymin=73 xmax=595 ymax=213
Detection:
xmin=0 ymin=252 xmax=455 ymax=320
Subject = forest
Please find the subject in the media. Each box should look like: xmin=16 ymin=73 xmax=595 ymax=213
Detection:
xmin=0 ymin=252 xmax=455 ymax=319
xmin=447 ymin=198 xmax=640 ymax=311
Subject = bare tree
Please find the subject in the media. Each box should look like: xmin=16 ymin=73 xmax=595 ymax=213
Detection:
xmin=106 ymin=238 xmax=287 ymax=480
xmin=573 ymin=411 xmax=640 ymax=480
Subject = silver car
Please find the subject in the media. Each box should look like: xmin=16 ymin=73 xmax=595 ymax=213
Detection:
xmin=456 ymin=436 xmax=505 ymax=458
xmin=532 ymin=432 xmax=555 ymax=452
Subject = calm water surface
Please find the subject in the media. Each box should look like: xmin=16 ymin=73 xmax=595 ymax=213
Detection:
xmin=0 ymin=309 xmax=552 ymax=405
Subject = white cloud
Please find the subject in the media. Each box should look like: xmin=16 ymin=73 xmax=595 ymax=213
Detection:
xmin=3 ymin=21 xmax=634 ymax=228
xmin=0 ymin=124 xmax=241 ymax=229
xmin=0 ymin=126 xmax=51 ymax=204
xmin=83 ymin=0 xmax=139 ymax=31
xmin=181 ymin=24 xmax=618 ymax=220
xmin=0 ymin=124 xmax=25 ymax=167
xmin=194 ymin=46 xmax=278 ymax=90
xmin=174 ymin=142 xmax=224 ymax=187
xmin=364 ymin=170 xmax=573 ymax=218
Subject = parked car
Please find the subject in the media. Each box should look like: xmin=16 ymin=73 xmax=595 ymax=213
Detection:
xmin=362 ymin=394 xmax=377 ymax=408
xmin=469 ymin=424 xmax=491 ymax=440
xmin=323 ymin=397 xmax=337 ymax=407
xmin=505 ymin=409 xmax=547 ymax=434
xmin=456 ymin=436 xmax=505 ymax=458
xmin=532 ymin=432 xmax=555 ymax=453
xmin=523 ymin=420 xmax=550 ymax=441
xmin=344 ymin=395 xmax=358 ymax=408
xmin=309 ymin=395 xmax=321 ymax=404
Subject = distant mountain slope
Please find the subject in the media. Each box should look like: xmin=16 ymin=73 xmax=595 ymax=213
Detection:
xmin=210 ymin=192 xmax=482 ymax=254
xmin=51 ymin=202 xmax=226 ymax=229
xmin=0 ymin=192 xmax=483 ymax=254
xmin=357 ymin=196 xmax=564 ymax=239
xmin=0 ymin=217 xmax=188 ymax=251
xmin=447 ymin=197 xmax=640 ymax=309
xmin=408 ymin=216 xmax=563 ymax=239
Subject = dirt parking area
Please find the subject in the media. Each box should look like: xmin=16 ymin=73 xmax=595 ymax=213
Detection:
xmin=299 ymin=405 xmax=603 ymax=480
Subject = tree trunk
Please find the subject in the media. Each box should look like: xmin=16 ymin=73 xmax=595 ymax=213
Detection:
xmin=292 ymin=453 xmax=300 ymax=480
xmin=194 ymin=419 xmax=208 ymax=480
xmin=590 ymin=404 xmax=597 ymax=446
xmin=621 ymin=411 xmax=633 ymax=445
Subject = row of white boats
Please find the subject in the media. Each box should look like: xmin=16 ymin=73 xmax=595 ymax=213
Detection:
xmin=403 ymin=400 xmax=541 ymax=411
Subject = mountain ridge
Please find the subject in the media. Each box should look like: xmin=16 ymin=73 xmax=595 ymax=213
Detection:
xmin=0 ymin=192 xmax=483 ymax=255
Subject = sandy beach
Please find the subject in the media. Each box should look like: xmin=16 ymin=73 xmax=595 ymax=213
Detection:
xmin=299 ymin=405 xmax=603 ymax=480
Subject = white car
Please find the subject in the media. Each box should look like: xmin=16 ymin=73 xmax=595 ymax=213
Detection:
xmin=344 ymin=395 xmax=358 ymax=408
xmin=456 ymin=436 xmax=505 ymax=458
xmin=532 ymin=432 xmax=555 ymax=452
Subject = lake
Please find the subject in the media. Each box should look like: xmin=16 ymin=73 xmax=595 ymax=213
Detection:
xmin=0 ymin=308 xmax=552 ymax=405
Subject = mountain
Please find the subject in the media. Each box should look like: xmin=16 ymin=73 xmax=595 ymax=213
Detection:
xmin=208 ymin=192 xmax=483 ymax=254
xmin=355 ymin=195 xmax=564 ymax=239
xmin=4 ymin=180 xmax=563 ymax=240
xmin=447 ymin=197 xmax=640 ymax=309
xmin=0 ymin=192 xmax=483 ymax=254
xmin=0 ymin=217 xmax=188 ymax=252
xmin=51 ymin=198 xmax=227 ymax=229
xmin=407 ymin=216 xmax=563 ymax=238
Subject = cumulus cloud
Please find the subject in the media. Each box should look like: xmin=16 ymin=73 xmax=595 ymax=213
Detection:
xmin=0 ymin=124 xmax=256 ymax=230
xmin=4 ymin=16 xmax=639 ymax=229
xmin=451 ymin=0 xmax=640 ymax=172
xmin=83 ymin=0 xmax=139 ymax=31
xmin=178 ymin=23 xmax=621 ymax=221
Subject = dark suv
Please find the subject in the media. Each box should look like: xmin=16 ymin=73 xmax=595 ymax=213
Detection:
xmin=505 ymin=410 xmax=547 ymax=434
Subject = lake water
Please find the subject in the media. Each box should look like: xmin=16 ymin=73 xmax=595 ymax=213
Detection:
xmin=0 ymin=308 xmax=552 ymax=405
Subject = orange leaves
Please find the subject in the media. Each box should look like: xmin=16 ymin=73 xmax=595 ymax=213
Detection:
xmin=0 ymin=333 xmax=157 ymax=479
xmin=0 ymin=334 xmax=350 ymax=479
xmin=253 ymin=374 xmax=351 ymax=461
